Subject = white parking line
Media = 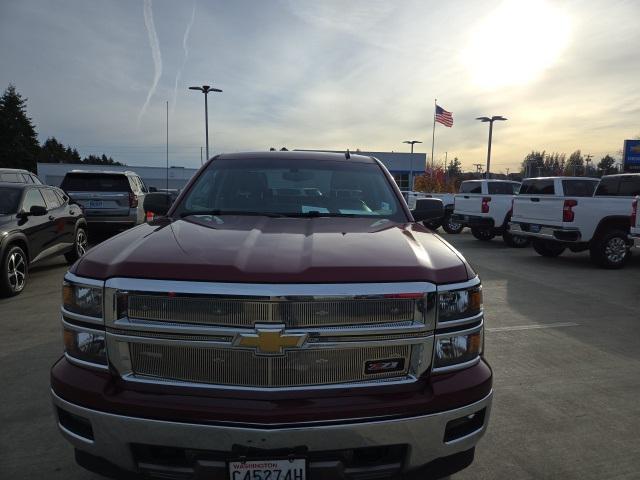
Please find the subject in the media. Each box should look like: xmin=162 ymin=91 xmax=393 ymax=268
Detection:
xmin=486 ymin=322 xmax=580 ymax=332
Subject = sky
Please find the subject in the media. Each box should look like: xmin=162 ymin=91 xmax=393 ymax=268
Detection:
xmin=1 ymin=0 xmax=639 ymax=172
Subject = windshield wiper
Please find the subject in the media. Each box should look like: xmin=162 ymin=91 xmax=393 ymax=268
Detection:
xmin=180 ymin=210 xmax=286 ymax=218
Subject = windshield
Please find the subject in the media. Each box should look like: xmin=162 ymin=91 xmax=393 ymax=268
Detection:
xmin=174 ymin=158 xmax=406 ymax=221
xmin=0 ymin=187 xmax=22 ymax=214
xmin=61 ymin=173 xmax=131 ymax=192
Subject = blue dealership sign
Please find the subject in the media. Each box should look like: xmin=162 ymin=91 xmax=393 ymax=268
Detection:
xmin=623 ymin=139 xmax=640 ymax=172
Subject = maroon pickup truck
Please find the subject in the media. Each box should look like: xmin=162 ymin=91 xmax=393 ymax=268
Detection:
xmin=52 ymin=151 xmax=492 ymax=480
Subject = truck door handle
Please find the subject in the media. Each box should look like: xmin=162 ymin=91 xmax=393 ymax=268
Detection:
xmin=48 ymin=215 xmax=55 ymax=220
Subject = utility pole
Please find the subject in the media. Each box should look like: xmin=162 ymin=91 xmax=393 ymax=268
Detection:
xmin=200 ymin=146 xmax=203 ymax=166
xmin=476 ymin=115 xmax=507 ymax=178
xmin=189 ymin=85 xmax=223 ymax=162
xmin=473 ymin=163 xmax=484 ymax=177
xmin=166 ymin=101 xmax=169 ymax=191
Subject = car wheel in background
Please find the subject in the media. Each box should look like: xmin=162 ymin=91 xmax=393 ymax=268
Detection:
xmin=442 ymin=215 xmax=464 ymax=234
xmin=471 ymin=227 xmax=495 ymax=241
xmin=503 ymin=231 xmax=531 ymax=248
xmin=589 ymin=229 xmax=629 ymax=269
xmin=65 ymin=226 xmax=88 ymax=264
xmin=532 ymin=239 xmax=565 ymax=257
xmin=1 ymin=245 xmax=28 ymax=297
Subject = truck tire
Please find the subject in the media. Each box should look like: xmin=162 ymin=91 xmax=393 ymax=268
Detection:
xmin=442 ymin=214 xmax=464 ymax=234
xmin=1 ymin=245 xmax=28 ymax=297
xmin=65 ymin=226 xmax=89 ymax=264
xmin=532 ymin=239 xmax=565 ymax=257
xmin=424 ymin=219 xmax=442 ymax=231
xmin=589 ymin=229 xmax=629 ymax=269
xmin=503 ymin=231 xmax=531 ymax=248
xmin=471 ymin=228 xmax=495 ymax=241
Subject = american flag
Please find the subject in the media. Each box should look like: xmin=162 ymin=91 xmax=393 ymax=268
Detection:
xmin=435 ymin=105 xmax=453 ymax=127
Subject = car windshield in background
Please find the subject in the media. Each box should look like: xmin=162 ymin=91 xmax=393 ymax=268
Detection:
xmin=61 ymin=173 xmax=130 ymax=192
xmin=174 ymin=158 xmax=406 ymax=221
xmin=0 ymin=187 xmax=22 ymax=214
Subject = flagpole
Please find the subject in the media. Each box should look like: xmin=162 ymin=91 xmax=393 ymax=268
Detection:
xmin=431 ymin=98 xmax=437 ymax=176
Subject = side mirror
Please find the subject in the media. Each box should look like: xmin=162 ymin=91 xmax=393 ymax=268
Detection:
xmin=143 ymin=192 xmax=173 ymax=217
xmin=411 ymin=198 xmax=443 ymax=222
xmin=30 ymin=205 xmax=48 ymax=216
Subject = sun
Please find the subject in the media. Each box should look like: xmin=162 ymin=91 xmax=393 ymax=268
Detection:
xmin=462 ymin=0 xmax=572 ymax=89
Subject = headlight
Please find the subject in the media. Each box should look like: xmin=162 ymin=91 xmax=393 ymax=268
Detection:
xmin=63 ymin=326 xmax=108 ymax=366
xmin=438 ymin=285 xmax=482 ymax=321
xmin=434 ymin=329 xmax=483 ymax=370
xmin=63 ymin=281 xmax=103 ymax=318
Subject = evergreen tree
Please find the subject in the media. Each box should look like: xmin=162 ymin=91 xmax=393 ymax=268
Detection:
xmin=597 ymin=155 xmax=617 ymax=176
xmin=446 ymin=157 xmax=463 ymax=177
xmin=564 ymin=150 xmax=584 ymax=176
xmin=0 ymin=84 xmax=40 ymax=170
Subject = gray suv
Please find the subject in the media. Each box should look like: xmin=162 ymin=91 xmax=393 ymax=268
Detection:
xmin=60 ymin=170 xmax=147 ymax=231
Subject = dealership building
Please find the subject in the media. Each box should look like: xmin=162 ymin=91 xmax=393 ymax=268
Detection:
xmin=37 ymin=150 xmax=426 ymax=191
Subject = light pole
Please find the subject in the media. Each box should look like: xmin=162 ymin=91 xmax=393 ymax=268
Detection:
xmin=189 ymin=85 xmax=222 ymax=162
xmin=403 ymin=140 xmax=422 ymax=191
xmin=476 ymin=116 xmax=507 ymax=178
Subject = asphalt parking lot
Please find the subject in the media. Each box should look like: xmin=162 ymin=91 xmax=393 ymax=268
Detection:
xmin=1 ymin=230 xmax=639 ymax=480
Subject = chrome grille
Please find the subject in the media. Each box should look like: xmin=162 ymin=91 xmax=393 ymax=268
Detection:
xmin=129 ymin=343 xmax=411 ymax=387
xmin=127 ymin=295 xmax=420 ymax=328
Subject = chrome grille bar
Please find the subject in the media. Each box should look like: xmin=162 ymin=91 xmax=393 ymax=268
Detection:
xmin=130 ymin=343 xmax=411 ymax=387
xmin=127 ymin=295 xmax=420 ymax=328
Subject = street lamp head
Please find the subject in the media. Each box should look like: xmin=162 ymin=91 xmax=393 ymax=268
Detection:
xmin=476 ymin=116 xmax=491 ymax=122
xmin=492 ymin=115 xmax=507 ymax=121
xmin=403 ymin=140 xmax=422 ymax=145
xmin=211 ymin=88 xmax=223 ymax=93
xmin=189 ymin=86 xmax=203 ymax=91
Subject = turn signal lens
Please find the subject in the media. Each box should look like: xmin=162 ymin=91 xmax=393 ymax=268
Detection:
xmin=63 ymin=327 xmax=107 ymax=366
xmin=434 ymin=330 xmax=483 ymax=370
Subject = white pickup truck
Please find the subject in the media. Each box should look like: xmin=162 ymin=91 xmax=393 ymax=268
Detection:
xmin=402 ymin=191 xmax=463 ymax=233
xmin=510 ymin=174 xmax=640 ymax=268
xmin=452 ymin=180 xmax=527 ymax=247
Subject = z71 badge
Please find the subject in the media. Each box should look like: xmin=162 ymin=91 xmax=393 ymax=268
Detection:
xmin=364 ymin=358 xmax=405 ymax=375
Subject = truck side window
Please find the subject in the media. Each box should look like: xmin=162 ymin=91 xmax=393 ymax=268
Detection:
xmin=617 ymin=176 xmax=640 ymax=196
xmin=488 ymin=182 xmax=519 ymax=194
xmin=562 ymin=180 xmax=599 ymax=197
xmin=460 ymin=182 xmax=481 ymax=194
xmin=595 ymin=177 xmax=620 ymax=196
xmin=519 ymin=180 xmax=554 ymax=195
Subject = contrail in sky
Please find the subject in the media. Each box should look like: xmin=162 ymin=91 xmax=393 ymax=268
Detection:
xmin=138 ymin=0 xmax=162 ymax=126
xmin=172 ymin=1 xmax=197 ymax=114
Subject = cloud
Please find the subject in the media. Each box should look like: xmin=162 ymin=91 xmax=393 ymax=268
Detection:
xmin=138 ymin=0 xmax=163 ymax=126
xmin=172 ymin=1 xmax=196 ymax=114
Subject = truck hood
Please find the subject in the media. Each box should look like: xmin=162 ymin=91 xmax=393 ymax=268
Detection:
xmin=74 ymin=216 xmax=472 ymax=284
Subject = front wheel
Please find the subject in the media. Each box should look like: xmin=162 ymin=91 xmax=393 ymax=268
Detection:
xmin=589 ymin=229 xmax=629 ymax=269
xmin=503 ymin=231 xmax=531 ymax=248
xmin=532 ymin=239 xmax=565 ymax=257
xmin=1 ymin=245 xmax=28 ymax=297
xmin=471 ymin=227 xmax=495 ymax=241
xmin=65 ymin=226 xmax=88 ymax=264
xmin=442 ymin=214 xmax=464 ymax=234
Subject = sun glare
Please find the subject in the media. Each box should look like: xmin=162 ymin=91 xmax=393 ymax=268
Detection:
xmin=463 ymin=0 xmax=572 ymax=89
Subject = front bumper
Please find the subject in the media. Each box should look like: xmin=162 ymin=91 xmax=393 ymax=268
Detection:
xmin=509 ymin=222 xmax=582 ymax=242
xmin=52 ymin=388 xmax=492 ymax=478
xmin=451 ymin=214 xmax=494 ymax=229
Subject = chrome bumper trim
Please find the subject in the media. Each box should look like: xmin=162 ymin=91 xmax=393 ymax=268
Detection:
xmin=509 ymin=222 xmax=581 ymax=241
xmin=52 ymin=389 xmax=493 ymax=472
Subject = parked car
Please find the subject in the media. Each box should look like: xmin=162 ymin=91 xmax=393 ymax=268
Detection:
xmin=510 ymin=173 xmax=640 ymax=268
xmin=52 ymin=151 xmax=492 ymax=480
xmin=0 ymin=182 xmax=87 ymax=297
xmin=0 ymin=168 xmax=43 ymax=184
xmin=452 ymin=179 xmax=528 ymax=247
xmin=59 ymin=170 xmax=147 ymax=231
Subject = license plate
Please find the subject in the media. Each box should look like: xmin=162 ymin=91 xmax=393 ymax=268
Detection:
xmin=529 ymin=224 xmax=541 ymax=233
xmin=89 ymin=200 xmax=103 ymax=208
xmin=228 ymin=459 xmax=306 ymax=480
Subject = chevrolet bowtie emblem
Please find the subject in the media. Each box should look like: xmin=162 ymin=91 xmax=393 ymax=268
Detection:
xmin=234 ymin=325 xmax=307 ymax=355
